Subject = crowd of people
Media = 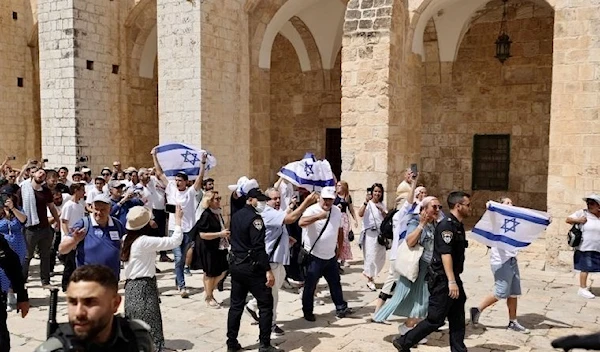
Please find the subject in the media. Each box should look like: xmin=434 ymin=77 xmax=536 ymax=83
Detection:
xmin=0 ymin=155 xmax=597 ymax=351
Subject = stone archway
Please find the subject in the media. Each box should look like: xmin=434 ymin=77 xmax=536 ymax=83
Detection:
xmin=124 ymin=0 xmax=158 ymax=167
xmin=248 ymin=0 xmax=346 ymax=185
xmin=0 ymin=0 xmax=40 ymax=163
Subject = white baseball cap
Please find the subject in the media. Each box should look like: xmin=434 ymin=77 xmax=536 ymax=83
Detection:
xmin=320 ymin=186 xmax=336 ymax=199
xmin=228 ymin=176 xmax=249 ymax=192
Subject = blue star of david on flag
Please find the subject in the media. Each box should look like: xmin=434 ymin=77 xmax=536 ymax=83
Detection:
xmin=181 ymin=150 xmax=200 ymax=166
xmin=500 ymin=217 xmax=520 ymax=233
xmin=304 ymin=162 xmax=314 ymax=176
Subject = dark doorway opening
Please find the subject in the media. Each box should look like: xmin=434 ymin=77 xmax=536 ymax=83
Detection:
xmin=326 ymin=128 xmax=341 ymax=180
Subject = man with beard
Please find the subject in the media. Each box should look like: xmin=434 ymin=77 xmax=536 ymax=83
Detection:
xmin=34 ymin=265 xmax=153 ymax=352
xmin=17 ymin=168 xmax=61 ymax=288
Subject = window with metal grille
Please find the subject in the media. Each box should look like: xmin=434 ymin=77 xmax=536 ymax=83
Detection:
xmin=472 ymin=134 xmax=510 ymax=191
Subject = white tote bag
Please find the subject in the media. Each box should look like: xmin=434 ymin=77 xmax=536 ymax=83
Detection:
xmin=393 ymin=240 xmax=424 ymax=282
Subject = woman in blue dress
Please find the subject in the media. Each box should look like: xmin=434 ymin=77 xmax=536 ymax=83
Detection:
xmin=0 ymin=193 xmax=27 ymax=312
xmin=373 ymin=196 xmax=441 ymax=345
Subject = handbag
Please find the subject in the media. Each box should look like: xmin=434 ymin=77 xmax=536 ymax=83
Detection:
xmin=297 ymin=211 xmax=331 ymax=267
xmin=567 ymin=224 xmax=582 ymax=248
xmin=368 ymin=202 xmax=390 ymax=249
xmin=394 ymin=240 xmax=424 ymax=282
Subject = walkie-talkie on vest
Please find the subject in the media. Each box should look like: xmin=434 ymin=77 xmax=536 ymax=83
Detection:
xmin=47 ymin=288 xmax=59 ymax=338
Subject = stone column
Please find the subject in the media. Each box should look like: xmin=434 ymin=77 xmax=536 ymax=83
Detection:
xmin=157 ymin=0 xmax=202 ymax=144
xmin=341 ymin=0 xmax=421 ymax=207
xmin=38 ymin=0 xmax=123 ymax=172
xmin=547 ymin=2 xmax=600 ymax=266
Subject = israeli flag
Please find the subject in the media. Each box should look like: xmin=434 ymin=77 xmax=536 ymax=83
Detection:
xmin=471 ymin=201 xmax=551 ymax=251
xmin=155 ymin=143 xmax=217 ymax=181
xmin=277 ymin=153 xmax=335 ymax=191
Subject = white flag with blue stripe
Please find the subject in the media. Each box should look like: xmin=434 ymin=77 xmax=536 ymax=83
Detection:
xmin=277 ymin=153 xmax=335 ymax=191
xmin=155 ymin=143 xmax=217 ymax=180
xmin=471 ymin=201 xmax=551 ymax=251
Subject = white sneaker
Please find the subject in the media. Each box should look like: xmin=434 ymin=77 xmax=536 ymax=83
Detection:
xmin=578 ymin=287 xmax=595 ymax=299
xmin=366 ymin=281 xmax=376 ymax=291
xmin=6 ymin=305 xmax=13 ymax=313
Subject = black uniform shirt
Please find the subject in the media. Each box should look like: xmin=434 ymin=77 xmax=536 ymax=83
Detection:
xmin=0 ymin=236 xmax=27 ymax=302
xmin=430 ymin=212 xmax=467 ymax=276
xmin=36 ymin=315 xmax=153 ymax=352
xmin=230 ymin=204 xmax=270 ymax=271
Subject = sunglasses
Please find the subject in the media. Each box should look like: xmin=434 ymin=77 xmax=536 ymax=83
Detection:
xmin=213 ymin=197 xmax=222 ymax=201
xmin=432 ymin=205 xmax=443 ymax=210
xmin=102 ymin=173 xmax=110 ymax=176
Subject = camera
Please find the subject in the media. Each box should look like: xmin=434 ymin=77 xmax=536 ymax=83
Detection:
xmin=42 ymin=158 xmax=49 ymax=163
xmin=367 ymin=187 xmax=373 ymax=194
xmin=8 ymin=156 xmax=16 ymax=161
xmin=78 ymin=156 xmax=88 ymax=163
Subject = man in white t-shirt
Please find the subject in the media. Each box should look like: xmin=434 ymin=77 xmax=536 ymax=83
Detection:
xmin=59 ymin=183 xmax=86 ymax=291
xmin=85 ymin=176 xmax=107 ymax=213
xmin=299 ymin=186 xmax=352 ymax=322
xmin=152 ymin=147 xmax=207 ymax=298
xmin=470 ymin=197 xmax=529 ymax=334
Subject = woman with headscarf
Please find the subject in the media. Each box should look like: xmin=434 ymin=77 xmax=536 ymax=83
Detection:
xmin=373 ymin=196 xmax=442 ymax=345
xmin=122 ymin=205 xmax=184 ymax=351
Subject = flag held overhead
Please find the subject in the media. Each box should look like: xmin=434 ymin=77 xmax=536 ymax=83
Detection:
xmin=155 ymin=142 xmax=217 ymax=180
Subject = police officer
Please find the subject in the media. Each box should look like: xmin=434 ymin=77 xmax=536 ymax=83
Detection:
xmin=35 ymin=265 xmax=153 ymax=352
xmin=0 ymin=235 xmax=30 ymax=352
xmin=394 ymin=191 xmax=471 ymax=352
xmin=227 ymin=188 xmax=280 ymax=352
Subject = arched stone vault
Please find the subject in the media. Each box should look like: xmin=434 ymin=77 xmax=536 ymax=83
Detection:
xmin=258 ymin=0 xmax=345 ymax=71
xmin=409 ymin=0 xmax=555 ymax=62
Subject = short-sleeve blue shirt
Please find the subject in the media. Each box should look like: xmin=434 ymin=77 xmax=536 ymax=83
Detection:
xmin=71 ymin=216 xmax=125 ymax=279
xmin=261 ymin=206 xmax=289 ymax=265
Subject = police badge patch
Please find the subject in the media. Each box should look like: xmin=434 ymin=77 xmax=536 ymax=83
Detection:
xmin=442 ymin=230 xmax=453 ymax=244
xmin=253 ymin=219 xmax=264 ymax=230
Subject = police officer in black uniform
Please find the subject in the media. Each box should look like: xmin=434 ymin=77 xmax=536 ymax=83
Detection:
xmin=35 ymin=265 xmax=153 ymax=352
xmin=227 ymin=188 xmax=280 ymax=352
xmin=394 ymin=191 xmax=471 ymax=352
xmin=0 ymin=235 xmax=30 ymax=352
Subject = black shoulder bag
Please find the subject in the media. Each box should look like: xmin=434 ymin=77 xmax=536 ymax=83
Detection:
xmin=567 ymin=210 xmax=585 ymax=248
xmin=297 ymin=211 xmax=331 ymax=267
xmin=268 ymin=226 xmax=285 ymax=262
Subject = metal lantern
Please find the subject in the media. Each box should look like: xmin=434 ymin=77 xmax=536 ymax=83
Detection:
xmin=494 ymin=0 xmax=511 ymax=64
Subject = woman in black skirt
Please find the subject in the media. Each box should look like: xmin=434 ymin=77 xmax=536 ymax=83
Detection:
xmin=122 ymin=205 xmax=184 ymax=351
xmin=189 ymin=190 xmax=229 ymax=308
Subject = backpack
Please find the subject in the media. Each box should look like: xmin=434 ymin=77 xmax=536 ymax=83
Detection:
xmin=380 ymin=208 xmax=398 ymax=240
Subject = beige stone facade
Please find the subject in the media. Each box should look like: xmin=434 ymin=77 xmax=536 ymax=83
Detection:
xmin=1 ymin=0 xmax=598 ymax=265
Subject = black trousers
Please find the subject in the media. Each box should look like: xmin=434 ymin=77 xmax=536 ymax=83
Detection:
xmin=227 ymin=262 xmax=273 ymax=348
xmin=397 ymin=276 xmax=467 ymax=352
xmin=0 ymin=293 xmax=9 ymax=352
xmin=61 ymin=251 xmax=76 ymax=292
xmin=152 ymin=209 xmax=167 ymax=257
xmin=49 ymin=230 xmax=61 ymax=273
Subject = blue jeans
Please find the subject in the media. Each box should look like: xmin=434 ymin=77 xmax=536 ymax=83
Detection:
xmin=302 ymin=255 xmax=347 ymax=315
xmin=170 ymin=230 xmax=192 ymax=289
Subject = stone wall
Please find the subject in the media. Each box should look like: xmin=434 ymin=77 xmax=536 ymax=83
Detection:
xmin=341 ymin=0 xmax=422 ymax=209
xmin=547 ymin=0 xmax=600 ymax=265
xmin=200 ymin=0 xmax=251 ymax=201
xmin=0 ymin=0 xmax=40 ymax=164
xmin=420 ymin=1 xmax=554 ymax=225
xmin=269 ymin=33 xmax=342 ymax=183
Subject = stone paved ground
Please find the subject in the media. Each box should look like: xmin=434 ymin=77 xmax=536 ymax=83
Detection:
xmin=7 ymin=237 xmax=599 ymax=352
